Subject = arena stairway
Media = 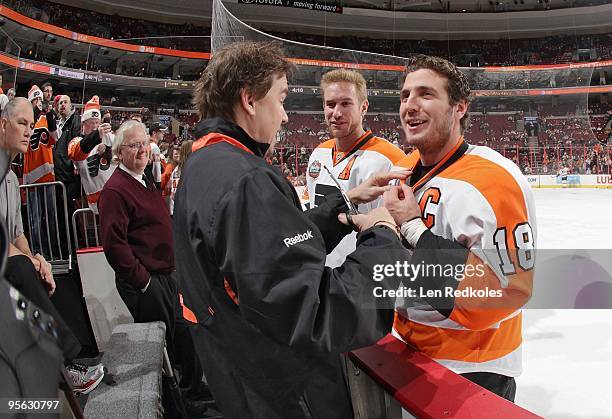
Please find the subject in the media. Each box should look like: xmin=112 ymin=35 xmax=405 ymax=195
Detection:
xmin=84 ymin=321 xmax=166 ymax=419
xmin=82 ymin=321 xmax=223 ymax=419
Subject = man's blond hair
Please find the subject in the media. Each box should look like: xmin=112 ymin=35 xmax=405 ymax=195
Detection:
xmin=320 ymin=69 xmax=368 ymax=103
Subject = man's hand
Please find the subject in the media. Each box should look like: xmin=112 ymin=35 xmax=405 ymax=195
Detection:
xmin=383 ymin=184 xmax=421 ymax=225
xmin=338 ymin=207 xmax=400 ymax=238
xmin=96 ymin=143 xmax=107 ymax=155
xmin=97 ymin=122 xmax=112 ymax=138
xmin=346 ymin=170 xmax=411 ymax=205
xmin=32 ymin=254 xmax=56 ymax=296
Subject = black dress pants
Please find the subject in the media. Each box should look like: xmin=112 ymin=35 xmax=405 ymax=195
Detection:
xmin=116 ymin=272 xmax=202 ymax=391
xmin=461 ymin=371 xmax=517 ymax=402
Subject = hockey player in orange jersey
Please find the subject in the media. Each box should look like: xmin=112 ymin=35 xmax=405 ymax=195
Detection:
xmin=384 ymin=56 xmax=536 ymax=402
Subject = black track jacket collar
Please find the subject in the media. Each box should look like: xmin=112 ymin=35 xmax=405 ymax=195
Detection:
xmin=193 ymin=117 xmax=270 ymax=158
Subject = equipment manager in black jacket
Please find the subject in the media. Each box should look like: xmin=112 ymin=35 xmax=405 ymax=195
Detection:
xmin=174 ymin=41 xmax=411 ymax=419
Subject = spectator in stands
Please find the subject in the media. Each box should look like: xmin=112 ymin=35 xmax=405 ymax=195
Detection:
xmin=175 ymin=41 xmax=409 ymax=419
xmin=52 ymin=94 xmax=62 ymax=119
xmin=98 ymin=119 xmax=203 ymax=400
xmin=42 ymin=82 xmax=53 ymax=107
xmin=25 ymin=85 xmax=59 ymax=259
xmin=68 ymin=96 xmax=116 ymax=213
xmin=168 ymin=141 xmax=191 ymax=215
xmin=146 ymin=121 xmax=166 ymax=189
xmin=158 ymin=140 xmax=169 ymax=160
xmin=6 ymin=88 xmax=16 ymax=101
xmin=55 ymin=95 xmax=82 ymax=213
xmin=604 ymin=111 xmax=612 ymax=144
xmin=1 ymin=98 xmax=56 ymax=295
xmin=0 ymin=94 xmax=8 ymax=113
xmin=0 ymin=97 xmax=105 ymax=394
xmin=161 ymin=144 xmax=179 ymax=201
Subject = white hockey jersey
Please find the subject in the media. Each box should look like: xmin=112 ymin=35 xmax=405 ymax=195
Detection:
xmin=68 ymin=135 xmax=116 ymax=214
xmin=305 ymin=130 xmax=405 ymax=267
xmin=393 ymin=139 xmax=536 ymax=377
xmin=150 ymin=142 xmax=162 ymax=183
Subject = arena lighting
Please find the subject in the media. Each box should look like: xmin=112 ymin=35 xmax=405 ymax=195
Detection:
xmin=395 ymin=0 xmax=431 ymax=6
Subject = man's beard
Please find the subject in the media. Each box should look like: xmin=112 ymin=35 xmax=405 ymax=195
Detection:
xmin=406 ymin=108 xmax=454 ymax=157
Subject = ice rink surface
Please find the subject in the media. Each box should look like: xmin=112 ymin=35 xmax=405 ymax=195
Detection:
xmin=517 ymin=189 xmax=612 ymax=418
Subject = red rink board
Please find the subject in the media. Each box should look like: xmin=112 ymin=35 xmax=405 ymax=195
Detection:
xmin=349 ymin=334 xmax=542 ymax=419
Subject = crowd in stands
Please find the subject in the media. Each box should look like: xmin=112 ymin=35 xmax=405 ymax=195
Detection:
xmin=273 ymin=106 xmax=611 ymax=180
xmin=5 ymin=0 xmax=612 ymax=71
xmin=6 ymin=77 xmax=609 ymax=181
xmin=7 ymin=0 xmax=211 ymax=51
xmin=0 ymin=89 xmax=608 ymax=235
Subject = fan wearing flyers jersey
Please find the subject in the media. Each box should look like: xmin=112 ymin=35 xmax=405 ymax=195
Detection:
xmin=68 ymin=96 xmax=116 ymax=214
xmin=305 ymin=69 xmax=406 ymax=267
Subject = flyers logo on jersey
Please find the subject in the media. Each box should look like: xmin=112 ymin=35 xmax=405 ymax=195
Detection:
xmin=29 ymin=127 xmax=50 ymax=150
xmin=308 ymin=160 xmax=322 ymax=179
xmin=86 ymin=147 xmax=113 ymax=177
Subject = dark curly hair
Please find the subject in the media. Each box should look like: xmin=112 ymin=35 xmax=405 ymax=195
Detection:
xmin=192 ymin=41 xmax=295 ymax=120
xmin=404 ymin=55 xmax=472 ymax=133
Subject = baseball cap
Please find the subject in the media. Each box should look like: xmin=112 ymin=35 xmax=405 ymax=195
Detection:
xmin=150 ymin=122 xmax=168 ymax=133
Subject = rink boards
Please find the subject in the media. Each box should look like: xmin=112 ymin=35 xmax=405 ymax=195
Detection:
xmin=525 ymin=173 xmax=612 ymax=188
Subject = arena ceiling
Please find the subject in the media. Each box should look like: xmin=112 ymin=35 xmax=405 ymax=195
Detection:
xmin=51 ymin=0 xmax=612 ymax=40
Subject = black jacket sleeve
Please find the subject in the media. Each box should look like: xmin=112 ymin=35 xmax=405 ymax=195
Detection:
xmin=304 ymin=191 xmax=353 ymax=254
xmin=45 ymin=110 xmax=57 ymax=133
xmin=79 ymin=130 xmax=102 ymax=154
xmin=410 ymin=230 xmax=469 ymax=317
xmin=210 ymin=168 xmax=408 ymax=353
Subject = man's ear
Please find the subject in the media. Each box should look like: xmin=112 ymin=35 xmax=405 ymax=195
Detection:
xmin=0 ymin=118 xmax=6 ymax=136
xmin=455 ymin=99 xmax=468 ymax=120
xmin=361 ymin=99 xmax=369 ymax=116
xmin=239 ymin=88 xmax=256 ymax=116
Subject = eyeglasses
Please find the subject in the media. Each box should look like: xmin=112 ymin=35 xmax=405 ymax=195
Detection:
xmin=121 ymin=140 xmax=150 ymax=150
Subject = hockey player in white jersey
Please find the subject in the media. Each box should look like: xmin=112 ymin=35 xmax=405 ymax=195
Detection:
xmin=305 ymin=69 xmax=406 ymax=267
xmin=558 ymin=166 xmax=569 ymax=185
xmin=68 ymin=96 xmax=116 ymax=213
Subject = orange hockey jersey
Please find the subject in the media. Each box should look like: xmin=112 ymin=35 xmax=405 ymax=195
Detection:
xmin=393 ymin=139 xmax=536 ymax=377
xmin=24 ymin=113 xmax=57 ymax=184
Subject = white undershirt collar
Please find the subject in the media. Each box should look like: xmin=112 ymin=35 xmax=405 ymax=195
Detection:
xmin=119 ymin=163 xmax=146 ymax=187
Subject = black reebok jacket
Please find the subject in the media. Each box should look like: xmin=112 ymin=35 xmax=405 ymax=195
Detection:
xmin=174 ymin=117 xmax=408 ymax=419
